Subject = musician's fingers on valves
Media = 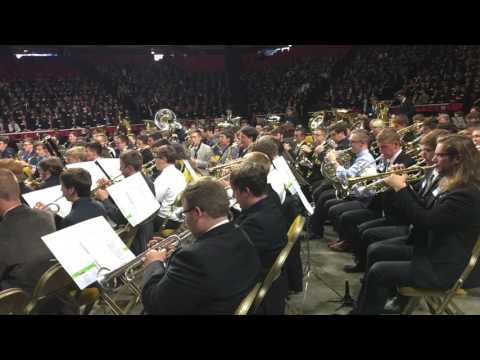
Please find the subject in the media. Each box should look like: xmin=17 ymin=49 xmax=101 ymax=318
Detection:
xmin=383 ymin=173 xmax=408 ymax=190
xmin=142 ymin=248 xmax=168 ymax=267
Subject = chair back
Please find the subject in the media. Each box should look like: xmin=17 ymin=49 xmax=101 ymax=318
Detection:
xmin=25 ymin=263 xmax=76 ymax=314
xmin=443 ymin=236 xmax=480 ymax=298
xmin=234 ymin=282 xmax=261 ymax=315
xmin=252 ymin=215 xmax=306 ymax=312
xmin=117 ymin=224 xmax=139 ymax=250
xmin=0 ymin=288 xmax=29 ymax=315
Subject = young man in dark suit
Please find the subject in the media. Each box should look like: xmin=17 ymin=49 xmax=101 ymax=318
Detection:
xmin=0 ymin=169 xmax=55 ymax=294
xmin=327 ymin=128 xmax=416 ymax=252
xmin=94 ymin=150 xmax=155 ymax=255
xmin=354 ymin=134 xmax=480 ymax=314
xmin=141 ymin=178 xmax=260 ymax=315
xmin=231 ymin=162 xmax=289 ymax=314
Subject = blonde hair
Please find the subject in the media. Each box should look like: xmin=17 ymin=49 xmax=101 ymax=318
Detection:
xmin=64 ymin=146 xmax=86 ymax=163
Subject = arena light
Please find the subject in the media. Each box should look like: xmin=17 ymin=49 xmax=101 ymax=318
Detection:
xmin=153 ymin=54 xmax=164 ymax=61
xmin=15 ymin=53 xmax=58 ymax=59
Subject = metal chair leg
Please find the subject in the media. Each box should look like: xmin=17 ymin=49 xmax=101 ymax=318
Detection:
xmin=402 ymin=297 xmax=420 ymax=315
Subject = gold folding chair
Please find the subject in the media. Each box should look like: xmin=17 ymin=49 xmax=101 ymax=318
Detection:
xmin=399 ymin=236 xmax=480 ymax=315
xmin=0 ymin=288 xmax=29 ymax=315
xmin=234 ymin=282 xmax=262 ymax=315
xmin=116 ymin=224 xmax=139 ymax=250
xmin=24 ymin=262 xmax=77 ymax=314
xmin=251 ymin=215 xmax=306 ymax=313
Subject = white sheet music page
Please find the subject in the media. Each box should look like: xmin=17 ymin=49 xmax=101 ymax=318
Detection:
xmin=272 ymin=156 xmax=314 ymax=215
xmin=106 ymin=172 xmax=159 ymax=227
xmin=42 ymin=216 xmax=136 ymax=290
xmin=22 ymin=185 xmax=72 ymax=218
xmin=66 ymin=161 xmax=108 ymax=190
xmin=95 ymin=158 xmax=124 ymax=181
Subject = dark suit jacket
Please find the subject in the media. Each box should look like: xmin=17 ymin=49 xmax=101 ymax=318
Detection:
xmin=142 ymin=222 xmax=261 ymax=314
xmin=395 ymin=185 xmax=480 ymax=289
xmin=37 ymin=175 xmax=60 ymax=190
xmin=235 ymin=195 xmax=288 ymax=273
xmin=60 ymin=197 xmax=108 ymax=229
xmin=0 ymin=147 xmax=16 ymax=159
xmin=140 ymin=148 xmax=154 ymax=164
xmin=0 ymin=206 xmax=56 ymax=293
xmin=368 ymin=151 xmax=416 ymax=224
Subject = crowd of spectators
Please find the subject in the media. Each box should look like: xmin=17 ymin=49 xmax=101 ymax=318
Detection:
xmin=0 ymin=77 xmax=129 ymax=132
xmin=97 ymin=59 xmax=230 ymax=120
xmin=1 ymin=45 xmax=480 ymax=134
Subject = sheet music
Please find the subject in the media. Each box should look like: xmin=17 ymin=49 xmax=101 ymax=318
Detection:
xmin=66 ymin=161 xmax=108 ymax=190
xmin=22 ymin=185 xmax=72 ymax=218
xmin=273 ymin=156 xmax=314 ymax=215
xmin=106 ymin=172 xmax=160 ymax=227
xmin=95 ymin=158 xmax=124 ymax=181
xmin=42 ymin=216 xmax=136 ymax=290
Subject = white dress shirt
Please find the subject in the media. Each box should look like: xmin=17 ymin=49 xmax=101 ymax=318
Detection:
xmin=154 ymin=164 xmax=187 ymax=222
xmin=268 ymin=165 xmax=286 ymax=204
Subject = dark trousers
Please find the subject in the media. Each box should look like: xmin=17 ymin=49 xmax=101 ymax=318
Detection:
xmin=328 ymin=200 xmax=366 ymax=232
xmin=255 ymin=270 xmax=288 ymax=315
xmin=356 ymin=238 xmax=414 ymax=314
xmin=337 ymin=208 xmax=380 ymax=246
xmin=311 ymin=188 xmax=337 ymax=236
xmin=357 ymin=224 xmax=410 ymax=267
xmin=285 ymin=240 xmax=303 ymax=293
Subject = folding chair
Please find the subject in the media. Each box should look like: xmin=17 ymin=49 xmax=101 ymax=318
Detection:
xmin=234 ymin=282 xmax=262 ymax=315
xmin=399 ymin=236 xmax=480 ymax=315
xmin=24 ymin=262 xmax=77 ymax=314
xmin=251 ymin=215 xmax=306 ymax=313
xmin=0 ymin=288 xmax=29 ymax=315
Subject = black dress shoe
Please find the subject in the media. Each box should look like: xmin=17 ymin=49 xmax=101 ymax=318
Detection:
xmin=343 ymin=263 xmax=365 ymax=273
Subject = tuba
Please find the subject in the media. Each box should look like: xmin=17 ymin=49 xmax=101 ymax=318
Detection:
xmin=154 ymin=108 xmax=183 ymax=137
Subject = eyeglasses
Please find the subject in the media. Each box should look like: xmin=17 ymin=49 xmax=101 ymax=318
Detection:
xmin=181 ymin=207 xmax=196 ymax=215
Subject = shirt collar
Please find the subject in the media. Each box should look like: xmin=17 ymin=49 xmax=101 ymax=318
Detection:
xmin=388 ymin=149 xmax=403 ymax=164
xmin=205 ymin=219 xmax=230 ymax=233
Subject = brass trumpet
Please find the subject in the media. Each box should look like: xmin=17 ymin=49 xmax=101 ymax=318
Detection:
xmin=99 ymin=230 xmax=192 ymax=289
xmin=335 ymin=164 xmax=435 ymax=199
xmin=142 ymin=159 xmax=156 ymax=177
xmin=208 ymin=158 xmax=245 ymax=178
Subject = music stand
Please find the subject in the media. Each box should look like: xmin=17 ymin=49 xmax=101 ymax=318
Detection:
xmin=301 ymin=210 xmax=355 ymax=314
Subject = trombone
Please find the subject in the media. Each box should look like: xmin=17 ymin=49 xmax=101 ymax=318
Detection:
xmin=335 ymin=164 xmax=435 ymax=199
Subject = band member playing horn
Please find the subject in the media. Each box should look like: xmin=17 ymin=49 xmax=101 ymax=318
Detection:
xmin=36 ymin=157 xmax=64 ymax=190
xmin=152 ymin=145 xmax=187 ymax=232
xmin=238 ymin=126 xmax=258 ymax=158
xmin=354 ymin=134 xmax=480 ymax=314
xmin=35 ymin=168 xmax=108 ymax=230
xmin=94 ymin=150 xmax=156 ymax=255
xmin=189 ymin=130 xmax=213 ymax=175
xmin=141 ymin=178 xmax=261 ymax=314
xmin=231 ymin=162 xmax=288 ymax=314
